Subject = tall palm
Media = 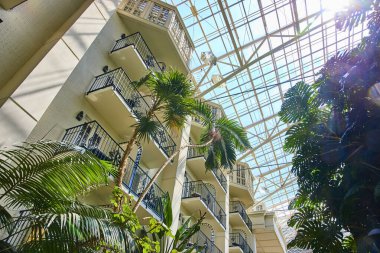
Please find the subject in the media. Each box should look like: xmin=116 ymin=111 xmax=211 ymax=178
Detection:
xmin=0 ymin=141 xmax=136 ymax=252
xmin=116 ymin=69 xmax=195 ymax=188
xmin=132 ymin=101 xmax=251 ymax=212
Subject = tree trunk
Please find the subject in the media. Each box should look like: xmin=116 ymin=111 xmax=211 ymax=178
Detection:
xmin=132 ymin=139 xmax=213 ymax=212
xmin=116 ymin=104 xmax=157 ymax=189
xmin=116 ymin=128 xmax=139 ymax=188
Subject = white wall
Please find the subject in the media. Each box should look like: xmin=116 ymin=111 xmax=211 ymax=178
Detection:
xmin=0 ymin=0 xmax=121 ymax=148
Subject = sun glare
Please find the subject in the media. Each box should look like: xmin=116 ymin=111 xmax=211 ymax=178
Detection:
xmin=321 ymin=0 xmax=351 ymax=12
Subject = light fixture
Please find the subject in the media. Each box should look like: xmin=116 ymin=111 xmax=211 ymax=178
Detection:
xmin=75 ymin=111 xmax=84 ymax=121
xmin=211 ymin=74 xmax=226 ymax=88
xmin=201 ymin=51 xmax=217 ymax=66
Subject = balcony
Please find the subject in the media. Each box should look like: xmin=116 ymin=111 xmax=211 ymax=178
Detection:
xmin=0 ymin=0 xmax=26 ymax=9
xmin=85 ymin=68 xmax=176 ymax=168
xmin=229 ymin=233 xmax=254 ymax=253
xmin=229 ymin=201 xmax=253 ymax=233
xmin=229 ymin=167 xmax=255 ymax=207
xmin=187 ymin=147 xmax=227 ymax=193
xmin=191 ymin=103 xmax=223 ymax=140
xmin=122 ymin=156 xmax=165 ymax=220
xmin=62 ymin=121 xmax=165 ymax=220
xmin=181 ymin=181 xmax=226 ymax=231
xmin=110 ymin=32 xmax=164 ymax=81
xmin=117 ymin=0 xmax=194 ymax=73
xmin=62 ymin=121 xmax=124 ymax=164
xmin=187 ymin=230 xmax=222 ymax=253
xmin=249 ymin=211 xmax=287 ymax=253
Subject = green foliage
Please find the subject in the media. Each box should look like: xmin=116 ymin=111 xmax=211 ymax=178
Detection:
xmin=198 ymin=114 xmax=251 ymax=171
xmin=282 ymin=3 xmax=380 ymax=251
xmin=0 ymin=141 xmax=114 ymax=211
xmin=144 ymin=69 xmax=195 ymax=130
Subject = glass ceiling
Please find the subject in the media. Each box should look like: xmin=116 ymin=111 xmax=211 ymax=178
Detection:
xmin=164 ymin=0 xmax=368 ymax=243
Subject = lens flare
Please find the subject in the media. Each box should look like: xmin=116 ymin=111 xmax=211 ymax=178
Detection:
xmin=368 ymin=83 xmax=380 ymax=106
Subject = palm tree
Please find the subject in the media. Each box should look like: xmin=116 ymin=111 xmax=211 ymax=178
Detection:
xmin=0 ymin=141 xmax=138 ymax=252
xmin=132 ymin=101 xmax=251 ymax=212
xmin=116 ymin=69 xmax=195 ymax=188
xmin=0 ymin=141 xmax=205 ymax=252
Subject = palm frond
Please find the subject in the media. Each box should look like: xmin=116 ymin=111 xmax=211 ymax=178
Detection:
xmin=0 ymin=205 xmax=12 ymax=234
xmin=0 ymin=141 xmax=113 ymax=211
xmin=147 ymin=69 xmax=194 ymax=102
xmin=279 ymin=82 xmax=314 ymax=123
xmin=133 ymin=116 xmax=161 ymax=143
xmin=163 ymin=97 xmax=194 ymax=130
xmin=190 ymin=100 xmax=213 ymax=127
xmin=17 ymin=202 xmax=135 ymax=253
xmin=215 ymin=117 xmax=251 ymax=151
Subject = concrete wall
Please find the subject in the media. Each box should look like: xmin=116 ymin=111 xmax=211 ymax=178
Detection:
xmin=0 ymin=0 xmax=121 ymax=148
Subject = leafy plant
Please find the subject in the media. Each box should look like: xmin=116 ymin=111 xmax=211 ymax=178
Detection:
xmin=132 ymin=101 xmax=251 ymax=212
xmin=282 ymin=2 xmax=380 ymax=251
xmin=0 ymin=141 xmax=135 ymax=252
xmin=116 ymin=70 xmax=195 ymax=188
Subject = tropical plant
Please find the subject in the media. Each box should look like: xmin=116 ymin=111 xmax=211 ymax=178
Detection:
xmin=281 ymin=2 xmax=380 ymax=250
xmin=132 ymin=101 xmax=251 ymax=212
xmin=138 ymin=192 xmax=205 ymax=253
xmin=0 ymin=141 xmax=137 ymax=252
xmin=116 ymin=69 xmax=195 ymax=188
xmin=0 ymin=141 xmax=205 ymax=253
xmin=287 ymin=190 xmax=355 ymax=253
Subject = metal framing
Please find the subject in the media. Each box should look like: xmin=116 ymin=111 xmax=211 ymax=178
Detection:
xmin=164 ymin=0 xmax=368 ymax=242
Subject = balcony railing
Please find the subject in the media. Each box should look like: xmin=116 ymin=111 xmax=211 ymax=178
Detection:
xmin=123 ymin=156 xmax=165 ymax=219
xmin=5 ymin=210 xmax=30 ymax=248
xmin=122 ymin=0 xmax=193 ymax=65
xmin=111 ymin=32 xmax=163 ymax=73
xmin=229 ymin=233 xmax=254 ymax=253
xmin=187 ymin=147 xmax=227 ymax=192
xmin=182 ymin=181 xmax=226 ymax=228
xmin=192 ymin=103 xmax=222 ymax=124
xmin=62 ymin=121 xmax=124 ymax=165
xmin=230 ymin=201 xmax=253 ymax=232
xmin=87 ymin=68 xmax=176 ymax=157
xmin=188 ymin=230 xmax=222 ymax=253
xmin=62 ymin=121 xmax=165 ymax=219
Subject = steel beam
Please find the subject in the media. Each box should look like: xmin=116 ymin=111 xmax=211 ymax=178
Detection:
xmin=196 ymin=18 xmax=332 ymax=98
xmin=191 ymin=12 xmax=323 ymax=73
xmin=238 ymin=125 xmax=291 ymax=161
xmin=253 ymin=177 xmax=297 ymax=208
xmin=217 ymin=0 xmax=244 ymax=66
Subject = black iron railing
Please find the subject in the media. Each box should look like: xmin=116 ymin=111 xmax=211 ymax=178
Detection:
xmin=230 ymin=201 xmax=253 ymax=232
xmin=187 ymin=146 xmax=204 ymax=159
xmin=229 ymin=233 xmax=254 ymax=253
xmin=62 ymin=121 xmax=124 ymax=165
xmin=211 ymin=167 xmax=227 ymax=192
xmin=111 ymin=32 xmax=162 ymax=72
xmin=86 ymin=68 xmax=176 ymax=157
xmin=6 ymin=210 xmax=30 ymax=248
xmin=187 ymin=147 xmax=227 ymax=192
xmin=62 ymin=121 xmax=166 ymax=219
xmin=122 ymin=156 xmax=165 ymax=219
xmin=187 ymin=230 xmax=222 ymax=253
xmin=182 ymin=181 xmax=226 ymax=228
